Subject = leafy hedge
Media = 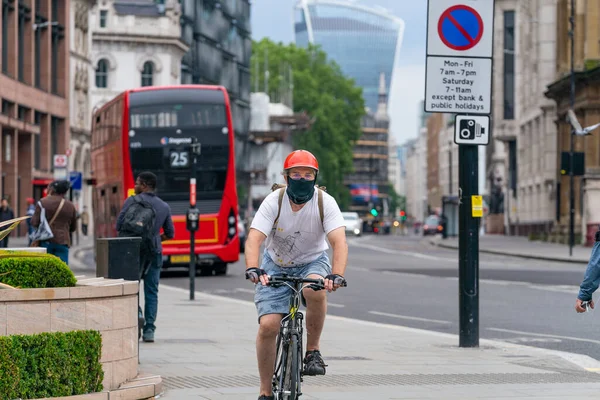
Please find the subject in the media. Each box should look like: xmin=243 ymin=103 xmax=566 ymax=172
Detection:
xmin=0 ymin=330 xmax=104 ymax=399
xmin=0 ymin=252 xmax=76 ymax=288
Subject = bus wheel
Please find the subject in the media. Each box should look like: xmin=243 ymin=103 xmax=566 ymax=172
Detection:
xmin=214 ymin=263 xmax=228 ymax=276
xmin=198 ymin=267 xmax=213 ymax=276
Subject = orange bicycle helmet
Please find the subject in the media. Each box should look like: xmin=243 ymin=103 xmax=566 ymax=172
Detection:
xmin=283 ymin=150 xmax=319 ymax=171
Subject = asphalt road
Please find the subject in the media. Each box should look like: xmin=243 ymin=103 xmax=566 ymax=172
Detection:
xmin=81 ymin=234 xmax=600 ymax=360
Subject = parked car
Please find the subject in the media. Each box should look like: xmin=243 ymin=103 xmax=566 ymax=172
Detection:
xmin=342 ymin=212 xmax=363 ymax=236
xmin=422 ymin=215 xmax=443 ymax=236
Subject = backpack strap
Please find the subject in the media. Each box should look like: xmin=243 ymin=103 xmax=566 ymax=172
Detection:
xmin=317 ymin=188 xmax=324 ymax=229
xmin=272 ymin=188 xmax=285 ymax=233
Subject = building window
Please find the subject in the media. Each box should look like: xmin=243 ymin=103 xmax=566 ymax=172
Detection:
xmin=99 ymin=10 xmax=107 ymax=27
xmin=17 ymin=1 xmax=25 ymax=81
xmin=34 ymin=22 xmax=41 ymax=87
xmin=503 ymin=10 xmax=515 ymax=120
xmin=17 ymin=105 xmax=29 ymax=121
xmin=141 ymin=61 xmax=154 ymax=87
xmin=2 ymin=100 xmax=14 ymax=117
xmin=50 ymin=23 xmax=65 ymax=95
xmin=95 ymin=59 xmax=108 ymax=88
xmin=34 ymin=133 xmax=40 ymax=169
xmin=50 ymin=117 xmax=59 ymax=169
xmin=508 ymin=139 xmax=517 ymax=198
xmin=2 ymin=0 xmax=13 ymax=75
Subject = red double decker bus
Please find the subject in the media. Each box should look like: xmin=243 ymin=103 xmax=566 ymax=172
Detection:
xmin=90 ymin=85 xmax=240 ymax=275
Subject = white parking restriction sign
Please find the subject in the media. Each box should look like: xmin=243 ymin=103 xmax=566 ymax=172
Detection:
xmin=454 ymin=115 xmax=490 ymax=145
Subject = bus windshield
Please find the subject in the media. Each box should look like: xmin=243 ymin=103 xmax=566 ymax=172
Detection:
xmin=127 ymin=102 xmax=230 ymax=202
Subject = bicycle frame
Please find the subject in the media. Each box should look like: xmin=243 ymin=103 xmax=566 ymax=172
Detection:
xmin=271 ymin=275 xmax=324 ymax=400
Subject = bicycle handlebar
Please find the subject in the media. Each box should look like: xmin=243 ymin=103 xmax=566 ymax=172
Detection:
xmin=268 ymin=275 xmax=348 ymax=289
xmin=245 ymin=269 xmax=348 ymax=289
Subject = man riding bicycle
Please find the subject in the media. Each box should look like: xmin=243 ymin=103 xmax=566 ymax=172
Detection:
xmin=245 ymin=150 xmax=348 ymax=400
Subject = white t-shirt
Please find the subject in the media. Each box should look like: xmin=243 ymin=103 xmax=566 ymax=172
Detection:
xmin=251 ymin=188 xmax=346 ymax=267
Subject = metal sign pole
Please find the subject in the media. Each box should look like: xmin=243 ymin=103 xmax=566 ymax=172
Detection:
xmin=425 ymin=0 xmax=495 ymax=348
xmin=187 ymin=139 xmax=201 ymax=300
xmin=458 ymin=143 xmax=479 ymax=347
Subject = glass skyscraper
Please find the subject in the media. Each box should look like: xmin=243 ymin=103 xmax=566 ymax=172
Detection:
xmin=294 ymin=0 xmax=404 ymax=112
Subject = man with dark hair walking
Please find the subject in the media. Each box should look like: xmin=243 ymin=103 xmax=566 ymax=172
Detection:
xmin=0 ymin=198 xmax=14 ymax=248
xmin=31 ymin=180 xmax=78 ymax=264
xmin=117 ymin=171 xmax=175 ymax=343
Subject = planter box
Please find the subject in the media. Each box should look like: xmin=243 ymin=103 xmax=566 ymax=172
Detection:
xmin=0 ymin=276 xmax=140 ymax=391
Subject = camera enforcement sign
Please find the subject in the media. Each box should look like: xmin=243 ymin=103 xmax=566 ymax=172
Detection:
xmin=454 ymin=115 xmax=490 ymax=145
xmin=424 ymin=0 xmax=494 ymax=114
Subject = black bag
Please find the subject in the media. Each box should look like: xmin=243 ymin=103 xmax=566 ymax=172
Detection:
xmin=118 ymin=195 xmax=157 ymax=265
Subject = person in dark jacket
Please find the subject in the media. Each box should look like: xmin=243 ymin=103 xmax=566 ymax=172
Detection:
xmin=116 ymin=171 xmax=175 ymax=343
xmin=0 ymin=198 xmax=15 ymax=248
xmin=31 ymin=181 xmax=78 ymax=264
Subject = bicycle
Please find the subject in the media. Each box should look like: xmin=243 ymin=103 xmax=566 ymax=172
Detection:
xmin=263 ymin=274 xmax=347 ymax=400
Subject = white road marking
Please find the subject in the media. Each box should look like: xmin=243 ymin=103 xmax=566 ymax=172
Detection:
xmin=350 ymin=242 xmax=448 ymax=261
xmin=381 ymin=270 xmax=428 ymax=278
xmin=327 ymin=303 xmax=345 ymax=308
xmin=487 ymin=327 xmax=600 ymax=345
xmin=368 ymin=311 xmax=451 ymax=325
xmin=348 ymin=266 xmax=371 ymax=273
xmin=234 ymin=287 xmax=256 ymax=294
xmin=500 ymin=337 xmax=562 ymax=344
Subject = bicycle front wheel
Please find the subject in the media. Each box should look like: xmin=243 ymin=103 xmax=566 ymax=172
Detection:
xmin=283 ymin=334 xmax=299 ymax=399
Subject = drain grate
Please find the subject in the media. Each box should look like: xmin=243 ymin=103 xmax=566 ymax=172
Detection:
xmin=161 ymin=339 xmax=216 ymax=344
xmin=163 ymin=372 xmax=600 ymax=390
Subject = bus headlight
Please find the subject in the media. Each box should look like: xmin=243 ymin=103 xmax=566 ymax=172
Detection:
xmin=353 ymin=228 xmax=360 ymax=235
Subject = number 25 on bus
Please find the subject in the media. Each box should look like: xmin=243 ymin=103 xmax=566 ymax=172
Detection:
xmin=90 ymin=85 xmax=240 ymax=276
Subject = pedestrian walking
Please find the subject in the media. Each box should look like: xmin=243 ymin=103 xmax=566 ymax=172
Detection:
xmin=116 ymin=171 xmax=174 ymax=343
xmin=25 ymin=198 xmax=35 ymax=245
xmin=30 ymin=181 xmax=78 ymax=264
xmin=80 ymin=206 xmax=90 ymax=236
xmin=0 ymin=198 xmax=15 ymax=248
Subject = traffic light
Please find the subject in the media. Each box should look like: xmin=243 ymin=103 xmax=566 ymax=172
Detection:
xmin=400 ymin=210 xmax=406 ymax=221
xmin=370 ymin=208 xmax=378 ymax=217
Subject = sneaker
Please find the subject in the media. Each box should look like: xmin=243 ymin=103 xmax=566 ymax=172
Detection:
xmin=258 ymin=395 xmax=274 ymax=400
xmin=303 ymin=350 xmax=327 ymax=376
xmin=142 ymin=330 xmax=154 ymax=343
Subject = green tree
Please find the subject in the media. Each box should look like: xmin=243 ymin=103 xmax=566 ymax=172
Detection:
xmin=251 ymin=39 xmax=365 ymax=207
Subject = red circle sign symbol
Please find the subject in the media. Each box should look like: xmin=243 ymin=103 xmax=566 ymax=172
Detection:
xmin=438 ymin=5 xmax=484 ymax=51
xmin=55 ymin=156 xmax=66 ymax=167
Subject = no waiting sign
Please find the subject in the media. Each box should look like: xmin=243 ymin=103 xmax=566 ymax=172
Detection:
xmin=426 ymin=0 xmax=494 ymax=58
xmin=424 ymin=0 xmax=495 ymax=115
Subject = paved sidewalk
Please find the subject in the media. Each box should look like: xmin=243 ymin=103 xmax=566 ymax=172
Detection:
xmin=138 ymin=283 xmax=600 ymax=399
xmin=430 ymin=235 xmax=593 ymax=264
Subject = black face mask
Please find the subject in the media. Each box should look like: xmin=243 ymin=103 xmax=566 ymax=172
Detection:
xmin=287 ymin=178 xmax=315 ymax=204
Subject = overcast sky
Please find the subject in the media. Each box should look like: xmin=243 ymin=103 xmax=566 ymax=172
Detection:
xmin=250 ymin=0 xmax=428 ymax=144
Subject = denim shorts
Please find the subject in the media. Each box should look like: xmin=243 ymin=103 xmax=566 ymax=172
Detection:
xmin=254 ymin=250 xmax=332 ymax=323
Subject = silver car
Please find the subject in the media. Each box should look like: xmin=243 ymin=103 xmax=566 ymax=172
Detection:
xmin=342 ymin=212 xmax=363 ymax=236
